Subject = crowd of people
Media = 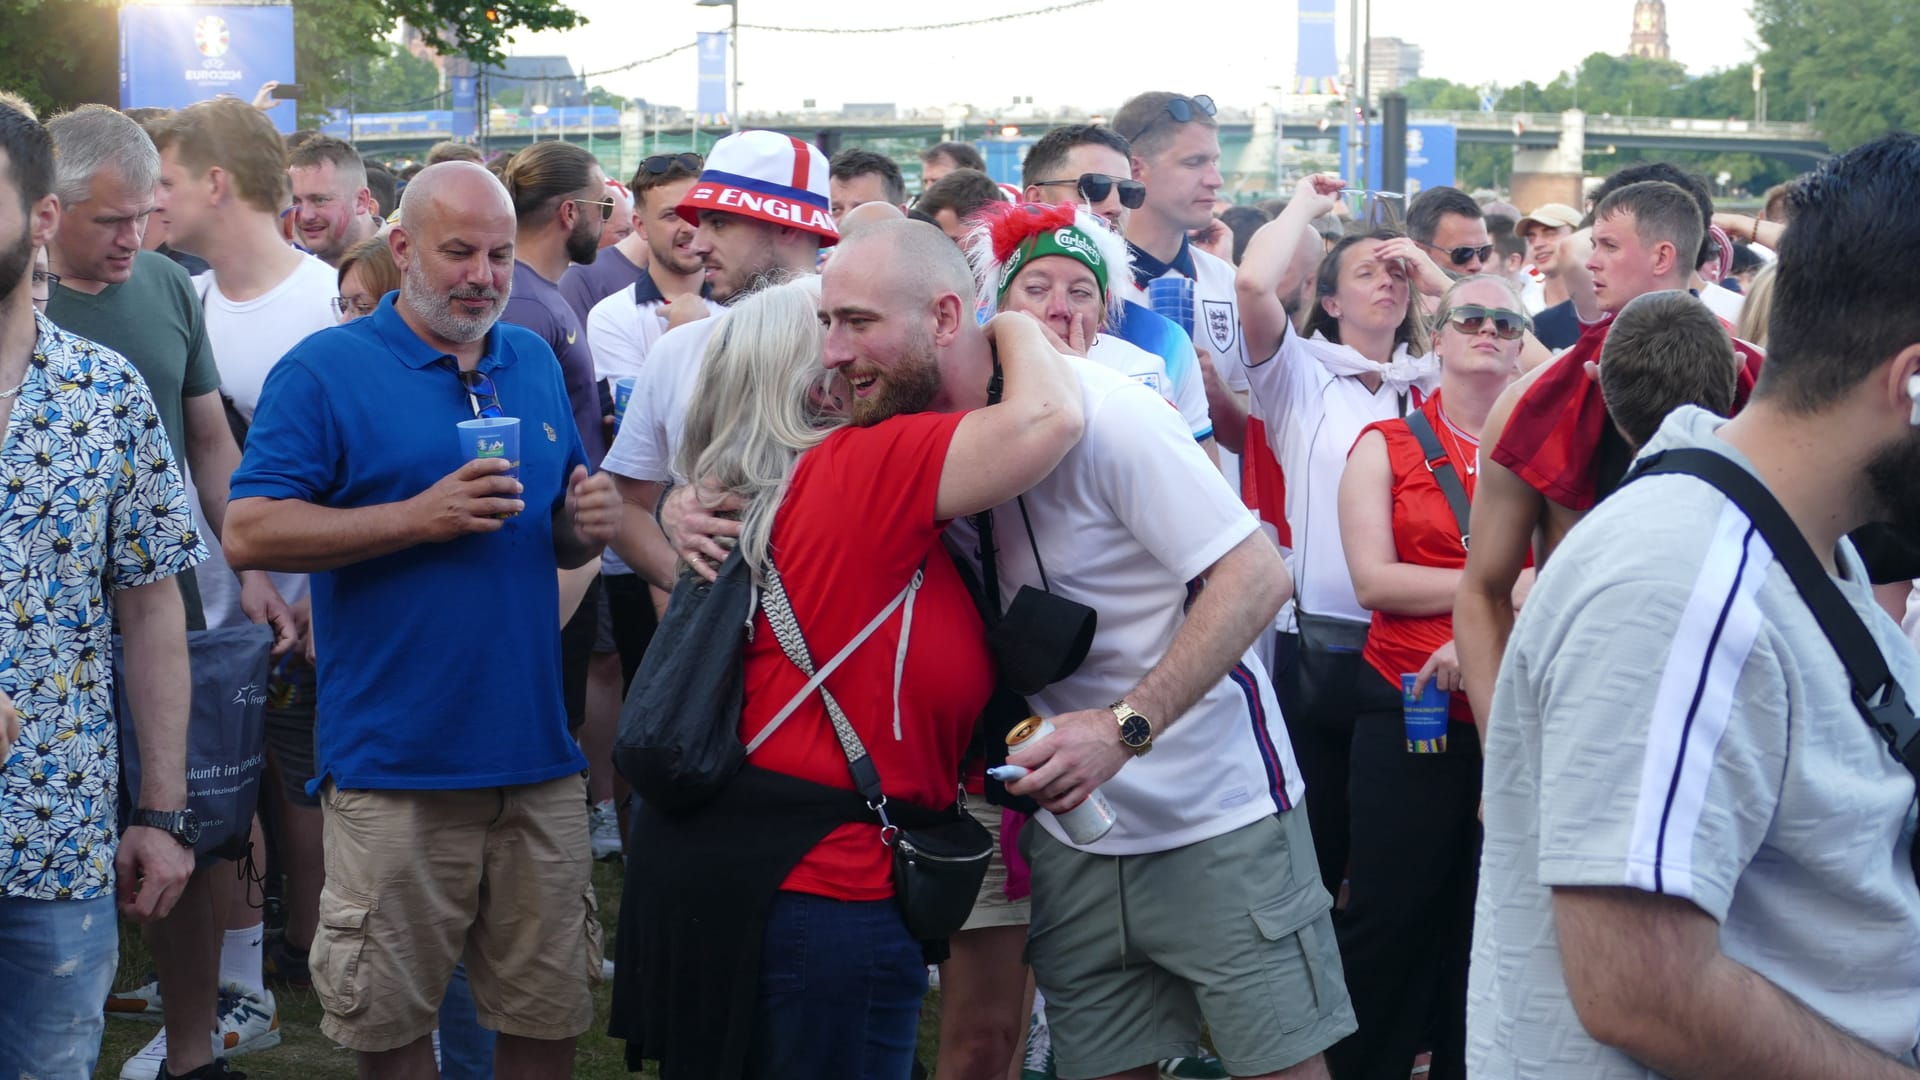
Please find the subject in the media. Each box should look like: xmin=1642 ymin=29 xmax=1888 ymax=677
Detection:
xmin=0 ymin=77 xmax=1917 ymax=1080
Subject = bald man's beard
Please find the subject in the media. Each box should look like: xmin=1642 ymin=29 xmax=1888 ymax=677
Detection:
xmin=401 ymin=258 xmax=507 ymax=344
xmin=850 ymin=323 xmax=942 ymax=427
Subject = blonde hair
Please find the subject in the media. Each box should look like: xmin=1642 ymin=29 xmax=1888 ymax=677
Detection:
xmin=674 ymin=277 xmax=845 ymax=579
xmin=151 ymin=98 xmax=289 ymax=214
xmin=1735 ymin=262 xmax=1776 ymax=349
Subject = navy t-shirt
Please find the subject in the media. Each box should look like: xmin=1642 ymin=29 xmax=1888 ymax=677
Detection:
xmin=230 ymin=295 xmax=590 ymax=792
xmin=507 ymin=261 xmax=606 ymax=465
xmin=558 ymin=247 xmax=645 ymax=335
xmin=1532 ymin=299 xmax=1581 ymax=350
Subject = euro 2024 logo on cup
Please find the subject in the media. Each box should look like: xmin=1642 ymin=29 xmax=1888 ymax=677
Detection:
xmin=195 ymin=16 xmax=230 ymax=58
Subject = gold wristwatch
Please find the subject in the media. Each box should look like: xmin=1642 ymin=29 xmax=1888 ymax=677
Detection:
xmin=1111 ymin=700 xmax=1154 ymax=756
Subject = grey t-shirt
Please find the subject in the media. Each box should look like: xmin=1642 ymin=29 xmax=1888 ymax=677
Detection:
xmin=1468 ymin=406 xmax=1920 ymax=1076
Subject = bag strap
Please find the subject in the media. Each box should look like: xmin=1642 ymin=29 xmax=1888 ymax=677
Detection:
xmin=1402 ymin=409 xmax=1472 ymax=550
xmin=750 ymin=558 xmax=925 ymax=807
xmin=1626 ymin=449 xmax=1920 ymax=777
xmin=969 ymin=362 xmax=1006 ymax=626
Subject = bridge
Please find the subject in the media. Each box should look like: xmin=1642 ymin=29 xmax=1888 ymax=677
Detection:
xmin=330 ymin=106 xmax=1831 ymax=191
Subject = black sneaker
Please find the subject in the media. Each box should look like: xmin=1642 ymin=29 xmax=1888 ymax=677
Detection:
xmin=159 ymin=1058 xmax=248 ymax=1080
xmin=262 ymin=936 xmax=311 ymax=990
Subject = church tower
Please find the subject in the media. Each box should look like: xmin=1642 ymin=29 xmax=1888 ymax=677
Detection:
xmin=1629 ymin=0 xmax=1671 ymax=60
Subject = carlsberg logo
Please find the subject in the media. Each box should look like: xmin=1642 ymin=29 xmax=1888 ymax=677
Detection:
xmin=1052 ymin=228 xmax=1102 ymax=267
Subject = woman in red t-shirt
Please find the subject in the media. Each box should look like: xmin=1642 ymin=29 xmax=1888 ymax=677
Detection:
xmin=1330 ymin=275 xmax=1529 ymax=1080
xmin=624 ymin=256 xmax=1084 ymax=1080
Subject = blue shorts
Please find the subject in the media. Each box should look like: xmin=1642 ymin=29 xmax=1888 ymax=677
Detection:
xmin=0 ymin=893 xmax=118 ymax=1079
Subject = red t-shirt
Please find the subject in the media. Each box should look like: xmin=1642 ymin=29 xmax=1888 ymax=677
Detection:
xmin=1354 ymin=394 xmax=1492 ymax=725
xmin=739 ymin=411 xmax=994 ymax=901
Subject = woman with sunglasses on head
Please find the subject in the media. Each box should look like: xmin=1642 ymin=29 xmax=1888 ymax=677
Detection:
xmin=1233 ymin=171 xmax=1437 ymax=896
xmin=1326 ymin=274 xmax=1529 ymax=1080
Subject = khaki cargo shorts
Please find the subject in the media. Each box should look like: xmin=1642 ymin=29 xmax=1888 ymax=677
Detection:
xmin=311 ymin=773 xmax=604 ymax=1052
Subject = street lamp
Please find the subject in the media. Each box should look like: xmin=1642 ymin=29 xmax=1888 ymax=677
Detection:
xmin=695 ymin=0 xmax=740 ymax=132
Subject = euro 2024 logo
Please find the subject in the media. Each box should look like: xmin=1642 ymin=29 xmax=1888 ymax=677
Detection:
xmin=194 ymin=16 xmax=230 ymax=58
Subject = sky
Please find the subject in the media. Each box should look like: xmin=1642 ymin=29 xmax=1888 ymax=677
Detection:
xmin=497 ymin=0 xmax=1764 ymax=117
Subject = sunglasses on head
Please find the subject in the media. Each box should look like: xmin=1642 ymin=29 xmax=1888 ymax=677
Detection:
xmin=1428 ymin=242 xmax=1494 ymax=268
xmin=1442 ymin=304 xmax=1531 ymax=340
xmin=1033 ymin=173 xmax=1147 ymax=210
xmin=458 ymin=369 xmax=505 ymax=419
xmin=1163 ymin=94 xmax=1216 ymax=124
xmin=638 ymin=152 xmax=703 ymax=176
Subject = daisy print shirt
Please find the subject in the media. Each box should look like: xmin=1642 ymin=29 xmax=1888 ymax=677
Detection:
xmin=0 ymin=313 xmax=204 ymax=900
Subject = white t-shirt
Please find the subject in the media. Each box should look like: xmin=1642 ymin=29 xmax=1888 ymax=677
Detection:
xmin=1242 ymin=322 xmax=1439 ymax=624
xmin=1470 ymin=407 xmax=1920 ymax=1076
xmin=600 ymin=313 xmax=725 ymax=486
xmin=585 ymin=274 xmax=725 ymax=384
xmin=587 ymin=274 xmax=724 ymax=575
xmin=1905 ymin=581 xmax=1919 ymax=650
xmin=190 ymin=256 xmax=336 ymax=627
xmin=1124 ymin=242 xmax=1250 ymax=496
xmin=1085 ymin=333 xmax=1207 ymax=439
xmin=1700 ymin=280 xmax=1746 ymax=323
xmin=980 ymin=359 xmax=1302 ymax=856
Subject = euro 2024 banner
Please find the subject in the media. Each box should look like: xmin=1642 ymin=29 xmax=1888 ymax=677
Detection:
xmin=120 ymin=4 xmax=298 ymax=134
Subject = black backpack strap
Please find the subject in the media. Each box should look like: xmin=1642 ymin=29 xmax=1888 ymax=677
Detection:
xmin=1402 ymin=410 xmax=1472 ymax=551
xmin=1626 ymin=449 xmax=1920 ymax=777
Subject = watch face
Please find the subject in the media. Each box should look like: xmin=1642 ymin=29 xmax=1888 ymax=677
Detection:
xmin=177 ymin=809 xmax=202 ymax=845
xmin=1119 ymin=714 xmax=1151 ymax=747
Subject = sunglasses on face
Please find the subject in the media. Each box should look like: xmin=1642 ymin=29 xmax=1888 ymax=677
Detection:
xmin=458 ymin=368 xmax=505 ymax=419
xmin=570 ymin=197 xmax=615 ymax=221
xmin=1427 ymin=242 xmax=1494 ymax=268
xmin=638 ymin=153 xmax=703 ymax=176
xmin=1034 ymin=173 xmax=1147 ymax=210
xmin=1443 ymin=305 xmax=1531 ymax=340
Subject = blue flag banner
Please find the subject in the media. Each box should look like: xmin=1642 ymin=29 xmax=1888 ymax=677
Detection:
xmin=451 ymin=75 xmax=477 ymax=138
xmin=1295 ymin=0 xmax=1339 ymax=94
xmin=120 ymin=4 xmax=297 ymax=133
xmin=697 ymin=32 xmax=728 ymax=125
xmin=1338 ymin=123 xmax=1459 ymax=193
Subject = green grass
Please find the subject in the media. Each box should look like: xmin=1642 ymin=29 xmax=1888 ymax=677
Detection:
xmin=97 ymin=859 xmax=944 ymax=1078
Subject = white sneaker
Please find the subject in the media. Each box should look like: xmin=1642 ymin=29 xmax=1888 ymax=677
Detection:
xmin=118 ymin=1027 xmax=172 ymax=1080
xmin=215 ymin=983 xmax=281 ymax=1058
xmin=105 ymin=976 xmax=165 ymax=1022
xmin=589 ymin=799 xmax=624 ymax=860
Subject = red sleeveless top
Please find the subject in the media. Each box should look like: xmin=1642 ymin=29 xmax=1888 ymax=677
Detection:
xmin=1353 ymin=393 xmax=1484 ymax=724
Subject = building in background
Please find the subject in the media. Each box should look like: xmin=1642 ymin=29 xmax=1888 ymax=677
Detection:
xmin=1366 ymin=37 xmax=1422 ymax=99
xmin=1629 ymin=0 xmax=1671 ymax=59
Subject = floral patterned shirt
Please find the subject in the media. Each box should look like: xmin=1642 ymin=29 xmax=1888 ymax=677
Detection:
xmin=0 ymin=313 xmax=204 ymax=901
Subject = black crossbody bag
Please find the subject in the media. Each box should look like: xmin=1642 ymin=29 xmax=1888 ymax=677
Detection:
xmin=1625 ymin=449 xmax=1920 ymax=887
xmin=758 ymin=557 xmax=992 ymax=943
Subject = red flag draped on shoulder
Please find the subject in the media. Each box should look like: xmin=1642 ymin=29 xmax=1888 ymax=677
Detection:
xmin=1491 ymin=317 xmax=1765 ymax=511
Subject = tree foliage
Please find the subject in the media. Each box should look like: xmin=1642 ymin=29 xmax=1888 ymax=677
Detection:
xmin=0 ymin=0 xmax=583 ymax=123
xmin=344 ymin=43 xmax=447 ymax=113
xmin=1752 ymin=0 xmax=1920 ymax=148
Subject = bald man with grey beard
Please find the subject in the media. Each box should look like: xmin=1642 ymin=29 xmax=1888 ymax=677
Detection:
xmin=222 ymin=161 xmax=622 ymax=1080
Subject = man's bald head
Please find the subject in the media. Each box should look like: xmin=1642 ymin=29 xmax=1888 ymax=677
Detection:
xmin=391 ymin=161 xmax=515 ymax=347
xmin=831 ymin=218 xmax=977 ymax=312
xmin=837 ymin=199 xmax=906 ymax=238
xmin=398 ymin=160 xmax=513 ymax=233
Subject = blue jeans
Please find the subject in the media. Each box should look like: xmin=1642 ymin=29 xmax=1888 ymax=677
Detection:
xmin=438 ymin=961 xmax=496 ymax=1079
xmin=747 ymin=891 xmax=928 ymax=1080
xmin=0 ymin=895 xmax=118 ymax=1079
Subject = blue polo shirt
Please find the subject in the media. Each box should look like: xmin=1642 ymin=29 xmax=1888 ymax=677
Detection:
xmin=231 ymin=293 xmax=590 ymax=792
